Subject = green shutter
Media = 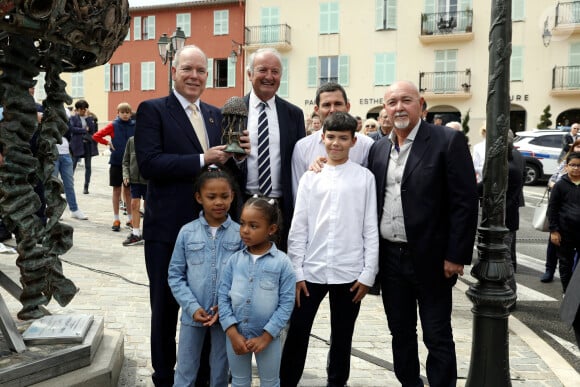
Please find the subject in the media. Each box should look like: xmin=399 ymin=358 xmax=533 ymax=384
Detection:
xmin=510 ymin=46 xmax=523 ymax=81
xmin=374 ymin=53 xmax=385 ymax=85
xmin=386 ymin=52 xmax=396 ymax=85
xmin=207 ymin=58 xmax=214 ymax=88
xmin=329 ymin=2 xmax=339 ymax=33
xmin=320 ymin=3 xmax=329 ymax=34
xmin=279 ymin=58 xmax=289 ymax=97
xmin=424 ymin=0 xmax=435 ymax=14
xmin=512 ymin=0 xmax=525 ymax=21
xmin=148 ymin=16 xmax=155 ymax=40
xmin=338 ymin=55 xmax=349 ymax=86
xmin=376 ymin=0 xmax=385 ymax=30
xmin=123 ymin=63 xmax=130 ymax=91
xmin=104 ymin=64 xmax=110 ymax=92
xmin=227 ymin=57 xmax=235 ymax=88
xmin=386 ymin=0 xmax=397 ymax=29
xmin=308 ymin=56 xmax=317 ymax=87
xmin=134 ymin=16 xmax=141 ymax=40
xmin=141 ymin=62 xmax=147 ymax=90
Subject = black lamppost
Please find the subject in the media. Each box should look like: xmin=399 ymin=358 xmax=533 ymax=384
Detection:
xmin=157 ymin=27 xmax=186 ymax=93
xmin=466 ymin=1 xmax=515 ymax=386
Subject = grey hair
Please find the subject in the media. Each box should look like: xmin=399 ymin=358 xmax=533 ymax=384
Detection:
xmin=246 ymin=47 xmax=283 ymax=75
xmin=172 ymin=44 xmax=208 ymax=68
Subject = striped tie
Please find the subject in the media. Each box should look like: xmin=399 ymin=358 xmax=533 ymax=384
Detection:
xmin=258 ymin=102 xmax=272 ymax=196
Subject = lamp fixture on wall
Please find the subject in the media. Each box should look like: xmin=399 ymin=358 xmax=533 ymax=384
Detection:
xmin=229 ymin=40 xmax=243 ymax=64
xmin=157 ymin=27 xmax=187 ymax=91
xmin=542 ymin=16 xmax=552 ymax=47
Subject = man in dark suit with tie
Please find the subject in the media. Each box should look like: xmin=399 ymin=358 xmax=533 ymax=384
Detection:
xmin=241 ymin=47 xmax=305 ymax=251
xmin=135 ymin=45 xmax=246 ymax=387
xmin=367 ymin=81 xmax=478 ymax=386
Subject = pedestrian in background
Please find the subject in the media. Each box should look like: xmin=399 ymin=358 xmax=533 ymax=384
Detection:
xmin=121 ymin=133 xmax=147 ymax=246
xmin=93 ymin=102 xmax=135 ymax=232
xmin=68 ymin=99 xmax=98 ymax=194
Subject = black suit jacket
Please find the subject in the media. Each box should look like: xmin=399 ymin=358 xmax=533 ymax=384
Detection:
xmin=367 ymin=121 xmax=479 ymax=283
xmin=241 ymin=94 xmax=306 ymax=249
xmin=135 ymin=93 xmax=224 ymax=244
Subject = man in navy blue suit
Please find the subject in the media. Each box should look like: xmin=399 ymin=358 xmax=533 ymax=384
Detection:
xmin=135 ymin=45 xmax=247 ymax=387
xmin=241 ymin=47 xmax=305 ymax=251
xmin=367 ymin=81 xmax=478 ymax=386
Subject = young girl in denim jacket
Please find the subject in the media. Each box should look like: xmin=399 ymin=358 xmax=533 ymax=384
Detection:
xmin=218 ymin=196 xmax=296 ymax=387
xmin=168 ymin=165 xmax=242 ymax=387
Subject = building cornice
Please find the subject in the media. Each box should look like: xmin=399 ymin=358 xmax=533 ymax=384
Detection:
xmin=130 ymin=0 xmax=243 ymax=11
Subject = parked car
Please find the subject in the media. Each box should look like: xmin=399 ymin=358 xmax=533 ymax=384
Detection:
xmin=513 ymin=130 xmax=564 ymax=185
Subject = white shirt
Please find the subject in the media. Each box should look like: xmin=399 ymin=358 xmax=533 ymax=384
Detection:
xmin=288 ymin=160 xmax=379 ymax=286
xmin=246 ymin=90 xmax=282 ymax=197
xmin=56 ymin=137 xmax=70 ymax=155
xmin=173 ymin=90 xmax=207 ymax=165
xmin=380 ymin=121 xmax=421 ymax=242
xmin=472 ymin=140 xmax=486 ymax=183
xmin=290 ymin=129 xmax=375 ymax=201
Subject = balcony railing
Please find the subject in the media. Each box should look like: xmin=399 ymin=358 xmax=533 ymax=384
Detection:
xmin=420 ymin=10 xmax=473 ymax=35
xmin=245 ymin=24 xmax=291 ymax=46
xmin=552 ymin=65 xmax=580 ymax=90
xmin=555 ymin=1 xmax=580 ymax=27
xmin=419 ymin=69 xmax=472 ymax=94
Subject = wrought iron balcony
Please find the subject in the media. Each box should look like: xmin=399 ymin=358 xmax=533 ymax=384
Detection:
xmin=555 ymin=1 xmax=580 ymax=27
xmin=244 ymin=24 xmax=291 ymax=50
xmin=552 ymin=65 xmax=580 ymax=91
xmin=420 ymin=10 xmax=473 ymax=36
xmin=419 ymin=69 xmax=472 ymax=96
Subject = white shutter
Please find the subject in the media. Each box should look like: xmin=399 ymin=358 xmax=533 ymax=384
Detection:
xmin=207 ymin=58 xmax=214 ymax=88
xmin=123 ymin=63 xmax=130 ymax=91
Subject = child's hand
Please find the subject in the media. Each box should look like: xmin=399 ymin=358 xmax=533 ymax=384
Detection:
xmin=226 ymin=326 xmax=250 ymax=355
xmin=350 ymin=281 xmax=369 ymax=303
xmin=245 ymin=331 xmax=273 ymax=354
xmin=295 ymin=281 xmax=309 ymax=308
xmin=203 ymin=306 xmax=219 ymax=327
xmin=193 ymin=307 xmax=215 ymax=324
xmin=550 ymin=231 xmax=561 ymax=246
xmin=123 ymin=177 xmax=129 ymax=186
xmin=108 ymin=142 xmax=115 ymax=151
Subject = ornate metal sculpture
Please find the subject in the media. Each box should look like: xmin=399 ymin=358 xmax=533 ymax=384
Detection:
xmin=0 ymin=0 xmax=129 ymax=320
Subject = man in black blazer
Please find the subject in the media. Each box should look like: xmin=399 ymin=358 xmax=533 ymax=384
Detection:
xmin=560 ymin=122 xmax=579 ymax=161
xmin=241 ymin=47 xmax=305 ymax=251
xmin=135 ymin=45 xmax=246 ymax=387
xmin=367 ymin=81 xmax=478 ymax=386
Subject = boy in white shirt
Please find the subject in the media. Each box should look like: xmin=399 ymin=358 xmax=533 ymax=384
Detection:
xmin=281 ymin=112 xmax=379 ymax=387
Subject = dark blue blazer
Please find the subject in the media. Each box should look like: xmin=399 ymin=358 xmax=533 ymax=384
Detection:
xmin=367 ymin=121 xmax=479 ymax=283
xmin=135 ymin=93 xmax=223 ymax=244
xmin=241 ymin=94 xmax=305 ymax=249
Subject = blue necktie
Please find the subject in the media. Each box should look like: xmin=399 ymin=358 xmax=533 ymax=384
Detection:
xmin=258 ymin=102 xmax=272 ymax=196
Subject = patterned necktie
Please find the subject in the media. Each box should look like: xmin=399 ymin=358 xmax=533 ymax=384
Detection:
xmin=258 ymin=102 xmax=272 ymax=196
xmin=189 ymin=104 xmax=207 ymax=152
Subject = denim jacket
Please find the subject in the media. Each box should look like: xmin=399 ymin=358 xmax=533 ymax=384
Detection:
xmin=218 ymin=243 xmax=296 ymax=339
xmin=168 ymin=213 xmax=243 ymax=327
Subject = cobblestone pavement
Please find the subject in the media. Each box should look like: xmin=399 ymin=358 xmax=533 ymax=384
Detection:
xmin=0 ymin=153 xmax=575 ymax=386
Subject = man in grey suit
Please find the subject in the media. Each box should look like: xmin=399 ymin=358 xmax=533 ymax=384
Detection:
xmin=135 ymin=45 xmax=246 ymax=387
xmin=369 ymin=108 xmax=392 ymax=141
xmin=367 ymin=81 xmax=478 ymax=386
xmin=241 ymin=47 xmax=305 ymax=251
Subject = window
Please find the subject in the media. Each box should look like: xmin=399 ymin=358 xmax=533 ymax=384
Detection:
xmin=105 ymin=63 xmax=130 ymax=92
xmin=512 ymin=0 xmax=525 ymax=21
xmin=425 ymin=0 xmax=472 ymax=30
xmin=374 ymin=53 xmax=396 ymax=86
xmin=319 ymin=2 xmax=339 ymax=34
xmin=141 ymin=62 xmax=155 ymax=91
xmin=142 ymin=16 xmax=155 ymax=40
xmin=376 ymin=0 xmax=397 ymax=30
xmin=214 ymin=10 xmax=229 ymax=35
xmin=71 ymin=73 xmax=84 ymax=98
xmin=177 ymin=13 xmax=191 ymax=37
xmin=133 ymin=16 xmax=141 ymax=40
xmin=260 ymin=7 xmax=280 ymax=43
xmin=207 ymin=58 xmax=236 ymax=88
xmin=434 ymin=49 xmax=457 ymax=92
xmin=510 ymin=46 xmax=523 ymax=81
xmin=308 ymin=55 xmax=349 ymax=87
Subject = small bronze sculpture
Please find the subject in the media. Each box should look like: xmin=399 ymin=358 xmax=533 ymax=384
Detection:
xmin=221 ymin=96 xmax=248 ymax=155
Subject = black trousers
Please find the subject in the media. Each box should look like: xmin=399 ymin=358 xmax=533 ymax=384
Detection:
xmin=556 ymin=233 xmax=580 ymax=293
xmin=379 ymin=240 xmax=457 ymax=387
xmin=280 ymin=281 xmax=361 ymax=387
xmin=145 ymin=240 xmax=211 ymax=387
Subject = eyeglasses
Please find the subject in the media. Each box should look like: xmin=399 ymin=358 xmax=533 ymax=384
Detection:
xmin=567 ymin=163 xmax=580 ymax=169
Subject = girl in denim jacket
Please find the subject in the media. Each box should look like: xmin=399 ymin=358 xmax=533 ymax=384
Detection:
xmin=168 ymin=165 xmax=242 ymax=387
xmin=218 ymin=197 xmax=296 ymax=387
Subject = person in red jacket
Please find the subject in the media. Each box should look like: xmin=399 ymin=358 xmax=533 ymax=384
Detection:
xmin=93 ymin=102 xmax=135 ymax=231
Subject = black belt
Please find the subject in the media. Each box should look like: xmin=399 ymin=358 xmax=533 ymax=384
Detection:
xmin=384 ymin=240 xmax=409 ymax=249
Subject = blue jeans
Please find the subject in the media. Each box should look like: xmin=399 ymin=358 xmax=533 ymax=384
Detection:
xmin=174 ymin=324 xmax=228 ymax=387
xmin=53 ymin=154 xmax=78 ymax=212
xmin=227 ymin=335 xmax=281 ymax=387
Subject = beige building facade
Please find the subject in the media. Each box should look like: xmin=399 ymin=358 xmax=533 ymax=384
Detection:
xmin=243 ymin=0 xmax=580 ymax=143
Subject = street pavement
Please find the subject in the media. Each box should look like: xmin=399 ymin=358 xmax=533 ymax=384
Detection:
xmin=0 ymin=152 xmax=578 ymax=386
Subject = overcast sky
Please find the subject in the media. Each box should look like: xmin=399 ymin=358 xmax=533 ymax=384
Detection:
xmin=129 ymin=0 xmax=195 ymax=7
